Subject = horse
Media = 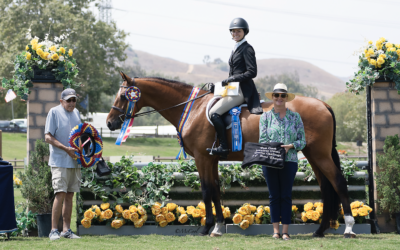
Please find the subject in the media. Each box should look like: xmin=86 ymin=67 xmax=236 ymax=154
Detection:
xmin=107 ymin=72 xmax=356 ymax=238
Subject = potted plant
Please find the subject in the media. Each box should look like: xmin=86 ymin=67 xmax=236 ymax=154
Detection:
xmin=12 ymin=205 xmax=38 ymax=237
xmin=375 ymin=134 xmax=400 ymax=234
xmin=1 ymin=30 xmax=80 ymax=100
xmin=17 ymin=139 xmax=54 ymax=237
xmin=346 ymin=37 xmax=400 ymax=94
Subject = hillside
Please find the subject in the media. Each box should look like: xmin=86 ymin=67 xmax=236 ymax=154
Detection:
xmin=123 ymin=48 xmax=346 ymax=98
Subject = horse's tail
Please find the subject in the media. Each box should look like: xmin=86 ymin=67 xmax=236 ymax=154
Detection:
xmin=319 ymin=106 xmax=341 ymax=231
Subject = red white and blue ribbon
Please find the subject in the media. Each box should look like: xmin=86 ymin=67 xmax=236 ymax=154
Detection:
xmin=176 ymin=87 xmax=200 ymax=159
xmin=230 ymin=106 xmax=242 ymax=152
xmin=116 ymin=86 xmax=141 ymax=145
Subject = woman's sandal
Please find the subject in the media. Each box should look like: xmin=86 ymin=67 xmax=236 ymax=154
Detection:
xmin=282 ymin=233 xmax=291 ymax=241
xmin=272 ymin=233 xmax=280 ymax=239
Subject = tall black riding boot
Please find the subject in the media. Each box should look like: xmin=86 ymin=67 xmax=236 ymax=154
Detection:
xmin=206 ymin=113 xmax=229 ymax=158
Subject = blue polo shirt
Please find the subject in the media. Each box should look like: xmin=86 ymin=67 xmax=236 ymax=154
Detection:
xmin=44 ymin=104 xmax=81 ymax=168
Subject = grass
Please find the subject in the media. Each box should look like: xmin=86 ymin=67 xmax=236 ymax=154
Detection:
xmin=1 ymin=133 xmax=27 ymax=160
xmin=1 ymin=233 xmax=399 ymax=249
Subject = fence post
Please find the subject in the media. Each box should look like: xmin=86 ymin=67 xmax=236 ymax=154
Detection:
xmin=0 ymin=130 xmax=2 ymax=157
xmin=101 ymin=127 xmax=103 ymax=137
xmin=14 ymin=158 xmax=17 ymax=168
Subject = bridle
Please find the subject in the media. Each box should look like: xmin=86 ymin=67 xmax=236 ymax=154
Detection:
xmin=112 ymin=79 xmax=212 ymax=123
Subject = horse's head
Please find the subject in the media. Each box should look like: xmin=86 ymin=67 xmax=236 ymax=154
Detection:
xmin=107 ymin=71 xmax=140 ymax=131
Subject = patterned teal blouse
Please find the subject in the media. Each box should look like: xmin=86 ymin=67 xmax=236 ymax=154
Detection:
xmin=259 ymin=108 xmax=306 ymax=162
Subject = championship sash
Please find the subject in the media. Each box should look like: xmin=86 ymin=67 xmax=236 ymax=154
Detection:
xmin=176 ymin=87 xmax=200 ymax=159
xmin=230 ymin=106 xmax=242 ymax=152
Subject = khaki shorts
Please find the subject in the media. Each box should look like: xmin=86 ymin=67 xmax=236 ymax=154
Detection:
xmin=51 ymin=167 xmax=81 ymax=194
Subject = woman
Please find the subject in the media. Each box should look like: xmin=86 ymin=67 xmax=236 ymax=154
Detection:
xmin=259 ymin=83 xmax=306 ymax=240
xmin=207 ymin=17 xmax=263 ymax=158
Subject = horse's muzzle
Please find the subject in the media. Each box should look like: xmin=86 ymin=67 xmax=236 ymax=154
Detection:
xmin=107 ymin=119 xmax=121 ymax=131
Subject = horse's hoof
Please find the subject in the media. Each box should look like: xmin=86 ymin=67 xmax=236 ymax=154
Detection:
xmin=312 ymin=232 xmax=325 ymax=238
xmin=343 ymin=233 xmax=356 ymax=238
xmin=210 ymin=233 xmax=222 ymax=237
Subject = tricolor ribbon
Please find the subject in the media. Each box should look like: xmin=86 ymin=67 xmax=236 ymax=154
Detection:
xmin=230 ymin=107 xmax=242 ymax=152
xmin=176 ymin=87 xmax=200 ymax=159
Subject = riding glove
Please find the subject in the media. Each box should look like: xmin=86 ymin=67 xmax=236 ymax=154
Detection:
xmin=221 ymin=77 xmax=235 ymax=86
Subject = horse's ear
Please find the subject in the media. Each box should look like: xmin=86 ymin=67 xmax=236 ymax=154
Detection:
xmin=119 ymin=71 xmax=128 ymax=81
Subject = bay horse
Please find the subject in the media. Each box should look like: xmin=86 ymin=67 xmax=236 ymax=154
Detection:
xmin=107 ymin=72 xmax=356 ymax=237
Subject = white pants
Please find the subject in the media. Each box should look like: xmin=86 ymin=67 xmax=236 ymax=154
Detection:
xmin=209 ymin=87 xmax=245 ymax=117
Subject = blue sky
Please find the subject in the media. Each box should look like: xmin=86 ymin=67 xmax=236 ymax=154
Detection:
xmin=92 ymin=0 xmax=400 ymax=77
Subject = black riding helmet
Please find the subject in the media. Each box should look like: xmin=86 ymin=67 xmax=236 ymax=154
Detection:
xmin=229 ymin=17 xmax=249 ymax=36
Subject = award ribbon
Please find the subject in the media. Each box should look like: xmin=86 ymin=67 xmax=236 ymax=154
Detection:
xmin=230 ymin=106 xmax=242 ymax=152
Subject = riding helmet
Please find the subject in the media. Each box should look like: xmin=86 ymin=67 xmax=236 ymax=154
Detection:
xmin=229 ymin=17 xmax=249 ymax=35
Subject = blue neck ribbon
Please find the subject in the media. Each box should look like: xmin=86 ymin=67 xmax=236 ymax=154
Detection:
xmin=230 ymin=106 xmax=242 ymax=152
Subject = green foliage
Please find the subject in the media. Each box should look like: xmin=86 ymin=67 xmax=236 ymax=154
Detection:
xmin=0 ymin=0 xmax=128 ymax=113
xmin=17 ymin=139 xmax=53 ymax=214
xmin=326 ymin=91 xmax=367 ymax=142
xmin=11 ymin=205 xmax=38 ymax=237
xmin=298 ymin=158 xmax=359 ymax=182
xmin=375 ymin=134 xmax=400 ymax=215
xmin=255 ymin=72 xmax=319 ymax=99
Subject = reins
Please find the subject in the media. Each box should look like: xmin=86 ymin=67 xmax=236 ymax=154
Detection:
xmin=112 ymin=81 xmax=213 ymax=119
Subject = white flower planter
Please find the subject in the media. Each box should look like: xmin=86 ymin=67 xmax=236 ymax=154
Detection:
xmin=225 ymin=224 xmax=371 ymax=235
xmin=78 ymin=225 xmax=225 ymax=236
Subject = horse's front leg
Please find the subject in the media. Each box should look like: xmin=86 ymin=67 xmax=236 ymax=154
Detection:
xmin=196 ymin=155 xmax=221 ymax=236
xmin=210 ymin=158 xmax=224 ymax=237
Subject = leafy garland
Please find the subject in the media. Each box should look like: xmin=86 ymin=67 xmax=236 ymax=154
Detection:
xmin=346 ymin=37 xmax=400 ymax=94
xmin=1 ymin=30 xmax=80 ymax=100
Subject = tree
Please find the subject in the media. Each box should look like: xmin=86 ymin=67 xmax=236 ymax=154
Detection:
xmin=0 ymin=0 xmax=129 ymax=115
xmin=326 ymin=91 xmax=366 ymax=142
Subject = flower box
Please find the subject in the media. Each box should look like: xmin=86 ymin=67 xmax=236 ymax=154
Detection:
xmin=78 ymin=225 xmax=225 ymax=236
xmin=31 ymin=66 xmax=57 ymax=83
xmin=225 ymin=224 xmax=371 ymax=235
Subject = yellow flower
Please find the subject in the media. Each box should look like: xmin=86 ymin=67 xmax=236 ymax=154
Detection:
xmin=156 ymin=214 xmax=166 ymax=222
xmin=50 ymin=45 xmax=56 ymax=52
xmin=134 ymin=218 xmax=144 ymax=228
xmin=166 ymin=212 xmax=176 ymax=223
xmin=239 ymin=220 xmax=250 ymax=230
xmin=59 ymin=47 xmax=66 ymax=54
xmin=30 ymin=38 xmax=38 ymax=45
xmin=247 ymin=215 xmax=255 ymax=225
xmin=99 ymin=211 xmax=106 ymax=221
xmin=198 ymin=202 xmax=205 ymax=210
xmin=386 ymin=42 xmax=393 ymax=48
xmin=159 ymin=220 xmax=168 ymax=227
xmin=192 ymin=209 xmax=202 ymax=218
xmin=200 ymin=208 xmax=206 ymax=218
xmin=68 ymin=49 xmax=73 ymax=57
xmin=255 ymin=217 xmax=261 ymax=224
xmin=129 ymin=212 xmax=138 ymax=222
xmin=32 ymin=43 xmax=38 ymax=51
xmin=264 ymin=206 xmax=270 ymax=214
xmin=358 ymin=207 xmax=369 ymax=217
xmin=352 ymin=209 xmax=358 ymax=217
xmin=101 ymin=203 xmax=110 ymax=210
xmin=340 ymin=207 xmax=344 ymax=215
xmin=178 ymin=214 xmax=188 ymax=224
xmin=369 ymin=59 xmax=377 ymax=66
xmin=161 ymin=207 xmax=169 ymax=216
xmin=115 ymin=205 xmax=123 ymax=213
xmin=36 ymin=48 xmax=43 ymax=55
xmin=311 ymin=211 xmax=320 ymax=221
xmin=351 ymin=201 xmax=361 ymax=209
xmin=122 ymin=209 xmax=131 ymax=220
xmin=316 ymin=206 xmax=323 ymax=214
xmin=186 ymin=206 xmax=195 ymax=214
xmin=40 ymin=52 xmax=50 ymax=60
xmin=363 ymin=205 xmax=373 ymax=212
xmin=368 ymin=48 xmax=374 ymax=55
xmin=292 ymin=205 xmax=298 ymax=212
xmin=129 ymin=205 xmax=138 ymax=213
xmin=368 ymin=40 xmax=373 ymax=45
xmin=223 ymin=207 xmax=231 ymax=219
xmin=51 ymin=53 xmax=59 ymax=61
xmin=330 ymin=220 xmax=340 ymax=230
xmin=232 ymin=214 xmax=243 ymax=224
xmin=26 ymin=52 xmax=31 ymax=60
xmin=111 ymin=219 xmax=123 ymax=229
xmin=141 ymin=214 xmax=148 ymax=222
xmin=152 ymin=207 xmax=161 ymax=215
xmin=167 ymin=203 xmax=177 ymax=212
xmin=301 ymin=212 xmax=308 ymax=222
xmin=238 ymin=207 xmax=249 ymax=216
xmin=84 ymin=209 xmax=95 ymax=220
xmin=200 ymin=217 xmax=206 ymax=226
xmin=103 ymin=209 xmax=113 ymax=219
xmin=26 ymin=45 xmax=29 ymax=50
xmin=154 ymin=202 xmax=161 ymax=207
xmin=249 ymin=205 xmax=257 ymax=213
xmin=243 ymin=215 xmax=252 ymax=224
xmin=212 ymin=207 xmax=216 ymax=216
xmin=138 ymin=205 xmax=146 ymax=215
xmin=256 ymin=209 xmax=263 ymax=218
xmin=177 ymin=206 xmax=186 ymax=215
xmin=81 ymin=218 xmax=91 ymax=228
xmin=304 ymin=202 xmax=314 ymax=212
xmin=379 ymin=54 xmax=387 ymax=59
xmin=314 ymin=202 xmax=323 ymax=208
xmin=305 ymin=211 xmax=313 ymax=220
xmin=245 ymin=205 xmax=252 ymax=215
xmin=91 ymin=205 xmax=101 ymax=217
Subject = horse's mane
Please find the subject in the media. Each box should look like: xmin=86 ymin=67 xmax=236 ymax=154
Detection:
xmin=141 ymin=77 xmax=194 ymax=90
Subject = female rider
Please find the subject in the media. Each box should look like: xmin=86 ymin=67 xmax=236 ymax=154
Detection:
xmin=207 ymin=17 xmax=263 ymax=158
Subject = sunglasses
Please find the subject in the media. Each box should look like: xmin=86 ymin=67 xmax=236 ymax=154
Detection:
xmin=65 ymin=98 xmax=77 ymax=103
xmin=273 ymin=93 xmax=287 ymax=98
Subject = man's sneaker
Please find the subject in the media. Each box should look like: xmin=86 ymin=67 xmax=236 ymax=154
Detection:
xmin=49 ymin=229 xmax=60 ymax=240
xmin=60 ymin=229 xmax=81 ymax=239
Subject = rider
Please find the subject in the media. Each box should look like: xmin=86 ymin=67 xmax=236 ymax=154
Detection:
xmin=207 ymin=17 xmax=263 ymax=158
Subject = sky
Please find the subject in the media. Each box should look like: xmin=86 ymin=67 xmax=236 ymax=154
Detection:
xmin=91 ymin=0 xmax=400 ymax=78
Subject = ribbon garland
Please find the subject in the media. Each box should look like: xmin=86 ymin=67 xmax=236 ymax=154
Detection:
xmin=230 ymin=107 xmax=242 ymax=152
xmin=115 ymin=86 xmax=141 ymax=145
xmin=219 ymin=83 xmax=236 ymax=97
xmin=176 ymin=87 xmax=200 ymax=159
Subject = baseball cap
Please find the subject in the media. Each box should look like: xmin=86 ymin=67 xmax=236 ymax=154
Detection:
xmin=61 ymin=88 xmax=77 ymax=100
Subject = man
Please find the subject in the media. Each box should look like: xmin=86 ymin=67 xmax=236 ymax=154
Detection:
xmin=45 ymin=88 xmax=81 ymax=240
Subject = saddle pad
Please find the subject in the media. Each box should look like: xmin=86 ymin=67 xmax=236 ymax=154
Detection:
xmin=206 ymin=97 xmax=264 ymax=129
